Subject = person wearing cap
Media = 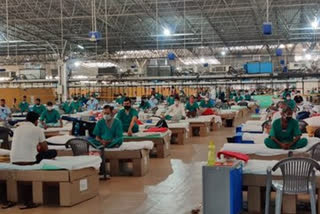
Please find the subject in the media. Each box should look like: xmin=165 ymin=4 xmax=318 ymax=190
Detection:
xmin=40 ymin=102 xmax=63 ymax=129
xmin=19 ymin=96 xmax=29 ymax=113
xmin=32 ymin=98 xmax=46 ymax=116
xmin=264 ymin=107 xmax=307 ymax=149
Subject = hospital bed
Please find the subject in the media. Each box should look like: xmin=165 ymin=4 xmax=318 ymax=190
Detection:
xmin=47 ymin=135 xmax=154 ymax=176
xmin=222 ymin=137 xmax=320 ymax=160
xmin=0 ymin=156 xmax=100 ymax=207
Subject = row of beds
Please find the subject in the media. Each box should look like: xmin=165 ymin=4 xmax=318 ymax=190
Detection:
xmin=221 ymin=111 xmax=320 ymax=213
xmin=0 ymin=103 xmax=256 ymax=208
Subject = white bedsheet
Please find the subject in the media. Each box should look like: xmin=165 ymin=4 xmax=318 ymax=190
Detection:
xmin=128 ymin=130 xmax=172 ymax=137
xmin=43 ymin=122 xmax=72 ymax=133
xmin=242 ymin=133 xmax=268 ymax=144
xmin=0 ymin=156 xmax=101 ymax=171
xmin=222 ymin=137 xmax=320 ymax=156
xmin=243 ymin=160 xmax=280 ymax=175
xmin=0 ymin=149 xmax=10 ymax=156
xmin=241 ymin=124 xmax=263 ymax=132
xmin=46 ymin=135 xmax=76 ymax=144
xmin=245 ymin=120 xmax=265 ymax=126
xmin=49 ymin=141 xmax=154 ymax=151
xmin=304 ymin=116 xmax=320 ymax=127
xmin=186 ymin=115 xmax=219 ymax=123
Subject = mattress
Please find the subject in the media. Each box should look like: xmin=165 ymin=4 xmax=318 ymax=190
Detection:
xmin=242 ymin=133 xmax=269 ymax=144
xmin=127 ymin=130 xmax=172 ymax=138
xmin=186 ymin=115 xmax=217 ymax=123
xmin=49 ymin=141 xmax=154 ymax=152
xmin=243 ymin=160 xmax=280 ymax=175
xmin=46 ymin=135 xmax=76 ymax=145
xmin=222 ymin=137 xmax=320 ymax=156
xmin=0 ymin=156 xmax=101 ymax=171
xmin=0 ymin=149 xmax=10 ymax=156
xmin=241 ymin=124 xmax=263 ymax=132
xmin=43 ymin=122 xmax=73 ymax=133
xmin=245 ymin=120 xmax=265 ymax=126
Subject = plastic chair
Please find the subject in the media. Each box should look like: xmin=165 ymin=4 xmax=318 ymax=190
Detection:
xmin=66 ymin=138 xmax=90 ymax=156
xmin=66 ymin=138 xmax=107 ymax=180
xmin=307 ymin=142 xmax=320 ymax=161
xmin=265 ymin=157 xmax=320 ymax=214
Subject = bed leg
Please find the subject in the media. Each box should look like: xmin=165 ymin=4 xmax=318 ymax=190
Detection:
xmin=32 ymin=181 xmax=43 ymax=204
xmin=110 ymin=159 xmax=120 ymax=176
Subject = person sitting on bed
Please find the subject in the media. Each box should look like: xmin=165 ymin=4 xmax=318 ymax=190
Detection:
xmin=165 ymin=96 xmax=186 ymax=120
xmin=200 ymin=97 xmax=214 ymax=109
xmin=11 ymin=112 xmax=57 ymax=165
xmin=32 ymin=98 xmax=46 ymax=116
xmin=185 ymin=95 xmax=199 ymax=118
xmin=40 ymin=102 xmax=63 ymax=129
xmin=93 ymin=105 xmax=123 ymax=148
xmin=264 ymin=107 xmax=308 ymax=150
xmin=116 ymin=97 xmax=139 ymax=136
xmin=18 ymin=96 xmax=29 ymax=113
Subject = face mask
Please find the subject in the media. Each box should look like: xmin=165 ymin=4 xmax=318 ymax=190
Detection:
xmin=174 ymin=101 xmax=179 ymax=105
xmin=90 ymin=97 xmax=94 ymax=100
xmin=36 ymin=104 xmax=40 ymax=106
xmin=47 ymin=107 xmax=53 ymax=111
xmin=286 ymin=97 xmax=291 ymax=100
xmin=124 ymin=106 xmax=131 ymax=110
xmin=104 ymin=114 xmax=112 ymax=121
xmin=205 ymin=98 xmax=209 ymax=102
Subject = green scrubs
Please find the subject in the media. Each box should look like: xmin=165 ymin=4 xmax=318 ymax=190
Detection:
xmin=155 ymin=93 xmax=162 ymax=101
xmin=139 ymin=102 xmax=151 ymax=110
xmin=245 ymin=94 xmax=251 ymax=101
xmin=235 ymin=96 xmax=244 ymax=102
xmin=116 ymin=97 xmax=124 ymax=105
xmin=40 ymin=109 xmax=60 ymax=124
xmin=229 ymin=92 xmax=237 ymax=100
xmin=19 ymin=102 xmax=29 ymax=112
xmin=116 ymin=108 xmax=139 ymax=133
xmin=70 ymin=101 xmax=81 ymax=113
xmin=186 ymin=102 xmax=199 ymax=113
xmin=93 ymin=118 xmax=123 ymax=148
xmin=62 ymin=102 xmax=72 ymax=114
xmin=32 ymin=104 xmax=46 ymax=116
xmin=264 ymin=118 xmax=308 ymax=149
xmin=200 ymin=100 xmax=213 ymax=108
xmin=282 ymin=91 xmax=291 ymax=99
xmin=285 ymin=99 xmax=296 ymax=110
xmin=167 ymin=97 xmax=174 ymax=106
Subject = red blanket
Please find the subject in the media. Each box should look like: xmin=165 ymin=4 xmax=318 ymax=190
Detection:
xmin=217 ymin=151 xmax=249 ymax=163
xmin=143 ymin=127 xmax=168 ymax=133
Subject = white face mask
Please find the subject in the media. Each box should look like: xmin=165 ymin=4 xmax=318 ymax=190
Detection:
xmin=286 ymin=97 xmax=291 ymax=100
xmin=174 ymin=101 xmax=179 ymax=105
xmin=205 ymin=98 xmax=209 ymax=102
xmin=47 ymin=107 xmax=53 ymax=111
xmin=104 ymin=114 xmax=112 ymax=121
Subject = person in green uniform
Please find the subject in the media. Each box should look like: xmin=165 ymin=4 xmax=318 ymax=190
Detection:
xmin=139 ymin=96 xmax=151 ymax=111
xmin=116 ymin=97 xmax=139 ymax=136
xmin=40 ymin=102 xmax=63 ymax=129
xmin=264 ymin=107 xmax=307 ymax=150
xmin=282 ymin=88 xmax=291 ymax=99
xmin=166 ymin=95 xmax=175 ymax=106
xmin=200 ymin=97 xmax=214 ymax=108
xmin=93 ymin=105 xmax=123 ymax=148
xmin=284 ymin=94 xmax=296 ymax=111
xmin=229 ymin=90 xmax=237 ymax=100
xmin=70 ymin=97 xmax=82 ymax=113
xmin=185 ymin=95 xmax=199 ymax=118
xmin=155 ymin=92 xmax=163 ymax=102
xmin=235 ymin=92 xmax=244 ymax=103
xmin=79 ymin=94 xmax=88 ymax=106
xmin=62 ymin=98 xmax=72 ymax=114
xmin=32 ymin=98 xmax=46 ymax=116
xmin=19 ymin=96 xmax=29 ymax=113
xmin=244 ymin=90 xmax=251 ymax=101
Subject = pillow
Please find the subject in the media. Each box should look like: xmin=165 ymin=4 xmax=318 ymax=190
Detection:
xmin=46 ymin=135 xmax=75 ymax=145
xmin=0 ymin=149 xmax=10 ymax=156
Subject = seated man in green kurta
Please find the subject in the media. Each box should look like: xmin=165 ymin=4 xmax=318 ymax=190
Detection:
xmin=116 ymin=97 xmax=139 ymax=136
xmin=185 ymin=95 xmax=199 ymax=118
xmin=19 ymin=96 xmax=29 ymax=113
xmin=264 ymin=107 xmax=307 ymax=150
xmin=40 ymin=102 xmax=63 ymax=129
xmin=32 ymin=98 xmax=46 ymax=116
xmin=93 ymin=105 xmax=123 ymax=148
xmin=200 ymin=97 xmax=214 ymax=108
xmin=70 ymin=97 xmax=82 ymax=113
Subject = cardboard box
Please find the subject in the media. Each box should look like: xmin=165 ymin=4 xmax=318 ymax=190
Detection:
xmin=170 ymin=128 xmax=186 ymax=145
xmin=190 ymin=122 xmax=209 ymax=137
xmin=8 ymin=168 xmax=99 ymax=207
xmin=106 ymin=149 xmax=150 ymax=176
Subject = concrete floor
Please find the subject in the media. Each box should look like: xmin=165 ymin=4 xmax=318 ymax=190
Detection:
xmin=1 ymin=116 xmax=311 ymax=214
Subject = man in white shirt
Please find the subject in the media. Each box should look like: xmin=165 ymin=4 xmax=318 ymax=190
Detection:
xmin=165 ymin=96 xmax=187 ymax=120
xmin=149 ymin=95 xmax=158 ymax=109
xmin=11 ymin=112 xmax=57 ymax=165
xmin=86 ymin=96 xmax=99 ymax=111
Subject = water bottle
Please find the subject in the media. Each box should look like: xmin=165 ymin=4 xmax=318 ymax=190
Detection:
xmin=207 ymin=141 xmax=216 ymax=166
